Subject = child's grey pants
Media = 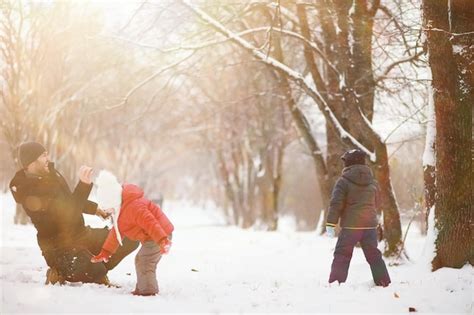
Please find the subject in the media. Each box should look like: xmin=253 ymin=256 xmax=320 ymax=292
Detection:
xmin=135 ymin=241 xmax=162 ymax=294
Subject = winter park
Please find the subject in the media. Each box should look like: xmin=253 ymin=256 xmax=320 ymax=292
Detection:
xmin=0 ymin=0 xmax=472 ymax=314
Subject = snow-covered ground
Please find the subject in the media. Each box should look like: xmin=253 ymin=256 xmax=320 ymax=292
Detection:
xmin=0 ymin=192 xmax=472 ymax=314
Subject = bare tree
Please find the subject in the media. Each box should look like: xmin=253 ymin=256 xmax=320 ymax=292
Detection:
xmin=185 ymin=44 xmax=293 ymax=229
xmin=177 ymin=0 xmax=414 ymax=257
xmin=0 ymin=1 xmax=161 ymax=222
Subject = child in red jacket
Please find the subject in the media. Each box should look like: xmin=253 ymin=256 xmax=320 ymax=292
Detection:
xmin=91 ymin=171 xmax=174 ymax=296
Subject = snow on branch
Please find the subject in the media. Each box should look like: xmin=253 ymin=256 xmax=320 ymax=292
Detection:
xmin=108 ymin=28 xmax=339 ymax=76
xmin=326 ymin=106 xmax=376 ymax=162
xmin=423 ymin=27 xmax=474 ymax=37
xmin=106 ymin=28 xmax=282 ymax=53
xmin=180 ymin=0 xmax=375 ymax=162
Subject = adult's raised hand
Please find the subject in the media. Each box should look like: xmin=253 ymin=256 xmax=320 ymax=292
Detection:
xmin=78 ymin=165 xmax=94 ymax=185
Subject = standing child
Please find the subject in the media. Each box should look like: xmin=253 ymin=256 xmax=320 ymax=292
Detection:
xmin=91 ymin=171 xmax=174 ymax=296
xmin=326 ymin=149 xmax=391 ymax=287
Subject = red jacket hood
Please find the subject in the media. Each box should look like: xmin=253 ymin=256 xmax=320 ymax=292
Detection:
xmin=121 ymin=184 xmax=144 ymax=204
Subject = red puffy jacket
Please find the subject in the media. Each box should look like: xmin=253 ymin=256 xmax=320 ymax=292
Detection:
xmin=102 ymin=184 xmax=174 ymax=254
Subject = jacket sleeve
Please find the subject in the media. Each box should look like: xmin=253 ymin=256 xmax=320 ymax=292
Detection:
xmin=72 ymin=180 xmax=98 ymax=215
xmin=9 ymin=180 xmax=51 ymax=212
xmin=9 ymin=180 xmax=24 ymax=204
xmin=134 ymin=204 xmax=168 ymax=244
xmin=326 ymin=178 xmax=348 ymax=226
xmin=82 ymin=200 xmax=98 ymax=215
xmin=102 ymin=228 xmax=120 ymax=254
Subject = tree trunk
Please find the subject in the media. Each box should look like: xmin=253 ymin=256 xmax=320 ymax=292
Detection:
xmin=349 ymin=0 xmax=377 ymax=121
xmin=321 ymin=123 xmax=345 ymax=234
xmin=423 ymin=0 xmax=473 ymax=270
xmin=217 ymin=149 xmax=239 ymax=225
xmin=271 ymin=19 xmax=331 ymax=226
xmin=373 ymin=145 xmax=403 ymax=256
xmin=422 ymin=164 xmax=435 ymax=234
xmin=422 ymin=90 xmax=436 ymax=235
xmin=260 ymin=144 xmax=283 ymax=231
xmin=262 ymin=181 xmax=277 ymax=230
xmin=271 ymin=145 xmax=284 ymax=231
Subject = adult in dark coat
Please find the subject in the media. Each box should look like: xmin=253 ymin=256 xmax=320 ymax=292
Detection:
xmin=9 ymin=142 xmax=139 ymax=285
xmin=326 ymin=149 xmax=391 ymax=287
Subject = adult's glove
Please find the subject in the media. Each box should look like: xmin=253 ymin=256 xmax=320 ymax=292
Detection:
xmin=159 ymin=238 xmax=172 ymax=255
xmin=96 ymin=207 xmax=113 ymax=220
xmin=326 ymin=226 xmax=336 ymax=238
xmin=91 ymin=249 xmax=112 ymax=263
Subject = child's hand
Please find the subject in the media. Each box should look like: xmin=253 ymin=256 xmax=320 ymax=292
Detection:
xmin=326 ymin=226 xmax=336 ymax=238
xmin=91 ymin=249 xmax=112 ymax=263
xmin=159 ymin=238 xmax=172 ymax=255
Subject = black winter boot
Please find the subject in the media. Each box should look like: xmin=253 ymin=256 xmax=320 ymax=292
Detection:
xmin=45 ymin=267 xmax=65 ymax=285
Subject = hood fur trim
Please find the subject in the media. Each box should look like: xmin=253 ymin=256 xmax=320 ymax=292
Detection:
xmin=95 ymin=170 xmax=123 ymax=246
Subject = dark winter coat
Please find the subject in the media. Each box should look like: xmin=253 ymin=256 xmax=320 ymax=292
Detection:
xmin=9 ymin=162 xmax=98 ymax=251
xmin=327 ymin=164 xmax=379 ymax=229
xmin=102 ymin=184 xmax=174 ymax=254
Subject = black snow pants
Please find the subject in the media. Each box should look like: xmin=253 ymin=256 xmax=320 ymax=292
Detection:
xmin=329 ymin=228 xmax=391 ymax=286
xmin=42 ymin=226 xmax=139 ymax=283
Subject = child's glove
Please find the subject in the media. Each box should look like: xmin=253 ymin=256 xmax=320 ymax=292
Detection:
xmin=159 ymin=238 xmax=172 ymax=255
xmin=91 ymin=249 xmax=112 ymax=263
xmin=326 ymin=226 xmax=336 ymax=238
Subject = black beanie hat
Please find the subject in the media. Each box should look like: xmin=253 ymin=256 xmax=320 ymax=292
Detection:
xmin=18 ymin=142 xmax=46 ymax=168
xmin=341 ymin=149 xmax=366 ymax=167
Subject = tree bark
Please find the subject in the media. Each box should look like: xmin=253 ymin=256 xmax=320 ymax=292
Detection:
xmin=271 ymin=145 xmax=284 ymax=231
xmin=373 ymin=144 xmax=403 ymax=256
xmin=422 ymin=164 xmax=435 ymax=234
xmin=423 ymin=0 xmax=474 ymax=270
xmin=422 ymin=93 xmax=436 ymax=235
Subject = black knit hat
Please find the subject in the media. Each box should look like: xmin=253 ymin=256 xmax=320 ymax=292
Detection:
xmin=18 ymin=142 xmax=46 ymax=168
xmin=341 ymin=149 xmax=366 ymax=167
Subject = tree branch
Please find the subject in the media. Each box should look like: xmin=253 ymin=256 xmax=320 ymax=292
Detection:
xmin=106 ymin=27 xmax=339 ymax=76
xmin=91 ymin=51 xmax=195 ymax=114
xmin=375 ymin=50 xmax=425 ymax=83
xmin=180 ymin=0 xmax=375 ymax=161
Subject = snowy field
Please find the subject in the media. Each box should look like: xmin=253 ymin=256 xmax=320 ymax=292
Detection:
xmin=0 ymin=192 xmax=472 ymax=314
